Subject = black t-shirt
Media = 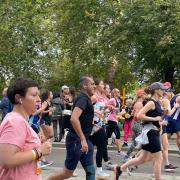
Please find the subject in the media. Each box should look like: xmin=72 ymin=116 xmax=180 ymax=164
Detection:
xmin=69 ymin=92 xmax=94 ymax=137
xmin=143 ymin=99 xmax=163 ymax=129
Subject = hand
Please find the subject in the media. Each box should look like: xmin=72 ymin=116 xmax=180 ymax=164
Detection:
xmin=49 ymin=107 xmax=55 ymax=112
xmin=159 ymin=120 xmax=168 ymax=126
xmin=39 ymin=140 xmax=52 ymax=156
xmin=81 ymin=139 xmax=88 ymax=154
xmin=39 ymin=133 xmax=46 ymax=143
xmin=153 ymin=116 xmax=162 ymax=121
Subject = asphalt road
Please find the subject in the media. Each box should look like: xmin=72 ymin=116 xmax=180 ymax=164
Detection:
xmin=46 ymin=147 xmax=180 ymax=177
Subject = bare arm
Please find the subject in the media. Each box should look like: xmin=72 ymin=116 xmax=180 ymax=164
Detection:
xmin=137 ymin=101 xmax=161 ymax=121
xmin=32 ymin=102 xmax=47 ymax=116
xmin=0 ymin=144 xmax=36 ymax=168
xmin=0 ymin=142 xmax=51 ymax=168
xmin=161 ymin=98 xmax=171 ymax=114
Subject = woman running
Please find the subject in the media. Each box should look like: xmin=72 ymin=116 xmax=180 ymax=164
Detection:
xmin=116 ymin=82 xmax=167 ymax=180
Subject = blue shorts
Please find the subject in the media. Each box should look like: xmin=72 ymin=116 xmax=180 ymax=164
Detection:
xmin=65 ymin=132 xmax=94 ymax=171
xmin=166 ymin=120 xmax=180 ymax=134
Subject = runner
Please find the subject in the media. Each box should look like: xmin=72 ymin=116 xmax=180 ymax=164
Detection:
xmin=106 ymin=88 xmax=123 ymax=155
xmin=90 ymin=79 xmax=111 ymax=179
xmin=126 ymin=89 xmax=146 ymax=157
xmin=0 ymin=77 xmax=51 ymax=180
xmin=47 ymin=76 xmax=96 ymax=180
xmin=116 ymin=82 xmax=167 ymax=180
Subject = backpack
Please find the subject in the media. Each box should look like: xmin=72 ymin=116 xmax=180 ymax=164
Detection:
xmin=51 ymin=97 xmax=64 ymax=117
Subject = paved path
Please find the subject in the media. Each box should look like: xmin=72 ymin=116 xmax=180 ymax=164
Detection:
xmin=41 ymin=147 xmax=180 ymax=180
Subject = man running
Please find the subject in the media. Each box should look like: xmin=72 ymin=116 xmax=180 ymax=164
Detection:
xmin=48 ymin=76 xmax=96 ymax=180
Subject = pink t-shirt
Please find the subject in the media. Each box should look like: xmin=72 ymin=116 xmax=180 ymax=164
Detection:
xmin=107 ymin=98 xmax=119 ymax=122
xmin=0 ymin=112 xmax=41 ymax=180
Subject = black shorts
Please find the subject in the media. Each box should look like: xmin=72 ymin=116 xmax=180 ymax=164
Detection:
xmin=142 ymin=129 xmax=161 ymax=153
xmin=107 ymin=121 xmax=121 ymax=139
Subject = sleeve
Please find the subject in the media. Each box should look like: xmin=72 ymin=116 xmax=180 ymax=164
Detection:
xmin=108 ymin=98 xmax=116 ymax=107
xmin=0 ymin=118 xmax=27 ymax=149
xmin=0 ymin=98 xmax=8 ymax=109
xmin=74 ymin=96 xmax=87 ymax=110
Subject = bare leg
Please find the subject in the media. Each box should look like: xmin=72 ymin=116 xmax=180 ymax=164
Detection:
xmin=47 ymin=167 xmax=74 ymax=180
xmin=115 ymin=139 xmax=122 ymax=151
xmin=121 ymin=150 xmax=150 ymax=171
xmin=162 ymin=133 xmax=170 ymax=165
xmin=152 ymin=151 xmax=163 ymax=180
xmin=176 ymin=131 xmax=180 ymax=152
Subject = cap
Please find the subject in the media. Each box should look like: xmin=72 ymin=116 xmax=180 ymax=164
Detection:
xmin=61 ymin=85 xmax=69 ymax=91
xmin=150 ymin=82 xmax=168 ymax=91
xmin=163 ymin=82 xmax=175 ymax=92
xmin=163 ymin=82 xmax=172 ymax=88
xmin=136 ymin=89 xmax=146 ymax=97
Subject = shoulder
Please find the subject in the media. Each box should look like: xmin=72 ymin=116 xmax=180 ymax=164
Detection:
xmin=91 ymin=95 xmax=97 ymax=104
xmin=134 ymin=101 xmax=143 ymax=108
xmin=3 ymin=112 xmax=27 ymax=126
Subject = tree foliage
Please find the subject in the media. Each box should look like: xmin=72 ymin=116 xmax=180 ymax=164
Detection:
xmin=0 ymin=0 xmax=179 ymax=93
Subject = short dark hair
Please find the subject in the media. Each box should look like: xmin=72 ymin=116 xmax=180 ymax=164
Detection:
xmin=79 ymin=76 xmax=92 ymax=89
xmin=7 ymin=77 xmax=38 ymax=104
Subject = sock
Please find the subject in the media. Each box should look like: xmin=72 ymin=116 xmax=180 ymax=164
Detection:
xmin=97 ymin=167 xmax=102 ymax=173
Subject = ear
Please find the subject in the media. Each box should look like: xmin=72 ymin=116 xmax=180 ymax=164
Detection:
xmin=15 ymin=94 xmax=22 ymax=104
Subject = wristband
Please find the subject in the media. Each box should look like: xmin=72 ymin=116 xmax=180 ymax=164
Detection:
xmin=34 ymin=148 xmax=39 ymax=160
xmin=34 ymin=148 xmax=43 ymax=160
xmin=32 ymin=150 xmax=37 ymax=160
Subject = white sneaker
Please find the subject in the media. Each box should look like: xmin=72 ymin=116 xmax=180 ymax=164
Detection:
xmin=96 ymin=170 xmax=110 ymax=179
xmin=39 ymin=160 xmax=54 ymax=169
xmin=149 ymin=174 xmax=165 ymax=180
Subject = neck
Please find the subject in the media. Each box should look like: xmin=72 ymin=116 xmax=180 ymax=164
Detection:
xmin=13 ymin=105 xmax=29 ymax=120
xmin=137 ymin=97 xmax=144 ymax=102
xmin=151 ymin=94 xmax=159 ymax=101
xmin=81 ymin=90 xmax=91 ymax=98
xmin=95 ymin=90 xmax=103 ymax=96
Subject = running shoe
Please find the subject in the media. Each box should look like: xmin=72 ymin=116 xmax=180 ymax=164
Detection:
xmin=104 ymin=161 xmax=116 ymax=170
xmin=96 ymin=170 xmax=110 ymax=179
xmin=122 ymin=142 xmax=128 ymax=147
xmin=149 ymin=174 xmax=165 ymax=180
xmin=164 ymin=164 xmax=177 ymax=172
xmin=40 ymin=160 xmax=54 ymax=169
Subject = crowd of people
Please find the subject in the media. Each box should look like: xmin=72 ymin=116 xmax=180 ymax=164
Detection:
xmin=0 ymin=76 xmax=179 ymax=180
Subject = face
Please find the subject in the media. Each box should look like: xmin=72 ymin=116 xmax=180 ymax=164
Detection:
xmin=97 ymin=81 xmax=104 ymax=93
xmin=49 ymin=91 xmax=53 ymax=100
xmin=114 ymin=89 xmax=120 ymax=97
xmin=104 ymin=84 xmax=111 ymax=96
xmin=156 ymin=89 xmax=164 ymax=97
xmin=20 ymin=87 xmax=41 ymax=115
xmin=63 ymin=88 xmax=70 ymax=95
xmin=125 ymin=99 xmax=133 ymax=107
xmin=85 ymin=78 xmax=96 ymax=96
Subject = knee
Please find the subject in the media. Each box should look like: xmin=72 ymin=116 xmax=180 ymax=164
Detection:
xmin=154 ymin=154 xmax=163 ymax=164
xmin=84 ymin=164 xmax=95 ymax=177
